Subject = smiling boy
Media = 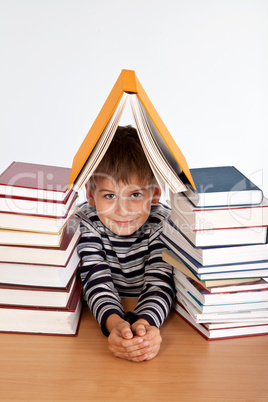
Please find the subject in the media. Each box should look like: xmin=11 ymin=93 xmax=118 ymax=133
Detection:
xmin=77 ymin=126 xmax=175 ymax=362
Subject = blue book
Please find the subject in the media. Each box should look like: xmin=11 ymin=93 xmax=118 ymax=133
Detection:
xmin=184 ymin=166 xmax=263 ymax=207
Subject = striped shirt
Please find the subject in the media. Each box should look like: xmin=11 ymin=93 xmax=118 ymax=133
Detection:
xmin=76 ymin=202 xmax=175 ymax=336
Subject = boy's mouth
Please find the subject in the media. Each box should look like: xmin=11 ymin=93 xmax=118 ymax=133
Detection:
xmin=113 ymin=219 xmax=136 ymax=226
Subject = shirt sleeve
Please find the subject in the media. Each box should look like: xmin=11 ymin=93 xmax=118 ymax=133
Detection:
xmin=133 ymin=234 xmax=175 ymax=328
xmin=77 ymin=225 xmax=125 ymax=336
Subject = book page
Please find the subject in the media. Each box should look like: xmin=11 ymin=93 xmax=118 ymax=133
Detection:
xmin=129 ymin=94 xmax=186 ymax=194
xmin=73 ymin=92 xmax=128 ymax=192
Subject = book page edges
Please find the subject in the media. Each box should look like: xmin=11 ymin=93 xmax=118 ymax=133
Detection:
xmin=135 ymin=76 xmax=196 ymax=190
xmin=67 ymin=70 xmax=138 ymax=189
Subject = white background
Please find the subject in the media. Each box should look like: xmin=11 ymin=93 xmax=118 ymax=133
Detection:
xmin=1 ymin=0 xmax=267 ymax=195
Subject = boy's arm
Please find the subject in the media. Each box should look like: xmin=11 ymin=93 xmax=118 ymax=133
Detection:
xmin=77 ymin=228 xmax=125 ymax=335
xmin=133 ymin=237 xmax=175 ymax=328
xmin=126 ymin=237 xmax=174 ymax=361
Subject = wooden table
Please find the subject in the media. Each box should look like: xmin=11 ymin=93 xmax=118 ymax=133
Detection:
xmin=1 ymin=298 xmax=267 ymax=401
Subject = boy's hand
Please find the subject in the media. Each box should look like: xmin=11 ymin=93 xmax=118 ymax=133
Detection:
xmin=131 ymin=319 xmax=162 ymax=361
xmin=107 ymin=319 xmax=152 ymax=362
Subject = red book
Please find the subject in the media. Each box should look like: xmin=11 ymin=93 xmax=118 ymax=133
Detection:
xmin=0 ymin=280 xmax=83 ymax=335
xmin=0 ymin=246 xmax=80 ymax=288
xmin=0 ymin=203 xmax=77 ymax=233
xmin=0 ymin=161 xmax=72 ymax=201
xmin=0 ymin=272 xmax=79 ymax=308
xmin=0 ymin=187 xmax=78 ymax=217
xmin=0 ymin=216 xmax=81 ymax=265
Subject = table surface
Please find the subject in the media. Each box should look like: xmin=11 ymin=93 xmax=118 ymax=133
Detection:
xmin=1 ymin=298 xmax=268 ymax=402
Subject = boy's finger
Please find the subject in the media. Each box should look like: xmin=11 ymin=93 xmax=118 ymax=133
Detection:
xmin=133 ymin=323 xmax=146 ymax=336
xmin=121 ymin=327 xmax=133 ymax=339
xmin=109 ymin=333 xmax=144 ymax=349
xmin=114 ymin=321 xmax=133 ymax=339
xmin=120 ymin=336 xmax=144 ymax=349
xmin=120 ymin=339 xmax=150 ymax=353
xmin=112 ymin=344 xmax=151 ymax=361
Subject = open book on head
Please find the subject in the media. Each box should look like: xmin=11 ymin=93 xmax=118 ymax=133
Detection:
xmin=68 ymin=69 xmax=195 ymax=194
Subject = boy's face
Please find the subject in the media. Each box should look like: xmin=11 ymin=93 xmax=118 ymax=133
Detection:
xmin=87 ymin=175 xmax=161 ymax=236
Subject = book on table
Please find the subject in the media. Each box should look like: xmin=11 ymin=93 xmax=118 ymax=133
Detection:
xmin=67 ymin=69 xmax=195 ymax=194
xmin=0 ymin=161 xmax=83 ymax=336
xmin=175 ymin=302 xmax=268 ymax=340
xmin=182 ymin=166 xmax=263 ymax=207
xmin=176 ymin=291 xmax=268 ymax=323
xmin=0 ymin=280 xmax=83 ymax=335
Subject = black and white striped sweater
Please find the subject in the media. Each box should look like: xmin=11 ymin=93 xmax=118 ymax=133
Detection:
xmin=76 ymin=202 xmax=175 ymax=336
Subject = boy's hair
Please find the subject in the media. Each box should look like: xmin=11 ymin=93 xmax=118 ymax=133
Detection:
xmin=88 ymin=125 xmax=156 ymax=191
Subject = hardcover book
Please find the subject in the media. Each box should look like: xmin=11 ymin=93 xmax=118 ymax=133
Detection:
xmin=174 ymin=268 xmax=268 ymax=304
xmin=174 ymin=302 xmax=268 ymax=340
xmin=176 ymin=293 xmax=268 ymax=323
xmin=161 ymin=220 xmax=268 ymax=266
xmin=0 ymin=187 xmax=77 ymax=217
xmin=184 ymin=166 xmax=263 ymax=207
xmin=169 ymin=206 xmax=267 ymax=247
xmin=162 ymin=246 xmax=268 ymax=285
xmin=0 ymin=248 xmax=80 ymax=287
xmin=68 ymin=69 xmax=195 ymax=194
xmin=0 ymin=203 xmax=77 ymax=234
xmin=0 ymin=162 xmax=72 ymax=201
xmin=0 ymin=280 xmax=83 ymax=335
xmin=0 ymin=216 xmax=81 ymax=265
xmin=169 ymin=192 xmax=268 ymax=230
xmin=0 ymin=273 xmax=78 ymax=308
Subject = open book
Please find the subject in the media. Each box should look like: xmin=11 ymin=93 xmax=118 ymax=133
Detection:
xmin=68 ymin=69 xmax=195 ymax=193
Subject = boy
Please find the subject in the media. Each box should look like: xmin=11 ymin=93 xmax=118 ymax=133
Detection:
xmin=77 ymin=126 xmax=175 ymax=362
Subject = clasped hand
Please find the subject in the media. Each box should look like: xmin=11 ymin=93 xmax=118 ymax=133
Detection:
xmin=108 ymin=319 xmax=162 ymax=362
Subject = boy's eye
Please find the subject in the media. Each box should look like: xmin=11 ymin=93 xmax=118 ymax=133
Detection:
xmin=130 ymin=192 xmax=143 ymax=199
xmin=104 ymin=194 xmax=116 ymax=200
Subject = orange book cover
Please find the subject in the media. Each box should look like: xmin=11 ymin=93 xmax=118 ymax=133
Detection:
xmin=68 ymin=69 xmax=195 ymax=190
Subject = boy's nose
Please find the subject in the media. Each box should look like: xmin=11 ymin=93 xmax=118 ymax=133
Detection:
xmin=115 ymin=199 xmax=131 ymax=216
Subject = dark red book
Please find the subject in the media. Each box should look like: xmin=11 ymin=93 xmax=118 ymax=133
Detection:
xmin=0 ymin=246 xmax=80 ymax=288
xmin=0 ymin=271 xmax=79 ymax=308
xmin=0 ymin=216 xmax=81 ymax=265
xmin=0 ymin=187 xmax=78 ymax=217
xmin=0 ymin=280 xmax=83 ymax=335
xmin=0 ymin=161 xmax=72 ymax=201
xmin=0 ymin=202 xmax=77 ymax=234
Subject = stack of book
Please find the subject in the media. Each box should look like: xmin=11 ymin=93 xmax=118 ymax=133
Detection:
xmin=161 ymin=166 xmax=268 ymax=339
xmin=0 ymin=69 xmax=197 ymax=336
xmin=0 ymin=161 xmax=83 ymax=335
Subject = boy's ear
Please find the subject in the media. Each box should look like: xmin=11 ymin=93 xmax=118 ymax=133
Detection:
xmin=152 ymin=184 xmax=161 ymax=204
xmin=85 ymin=184 xmax=96 ymax=206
